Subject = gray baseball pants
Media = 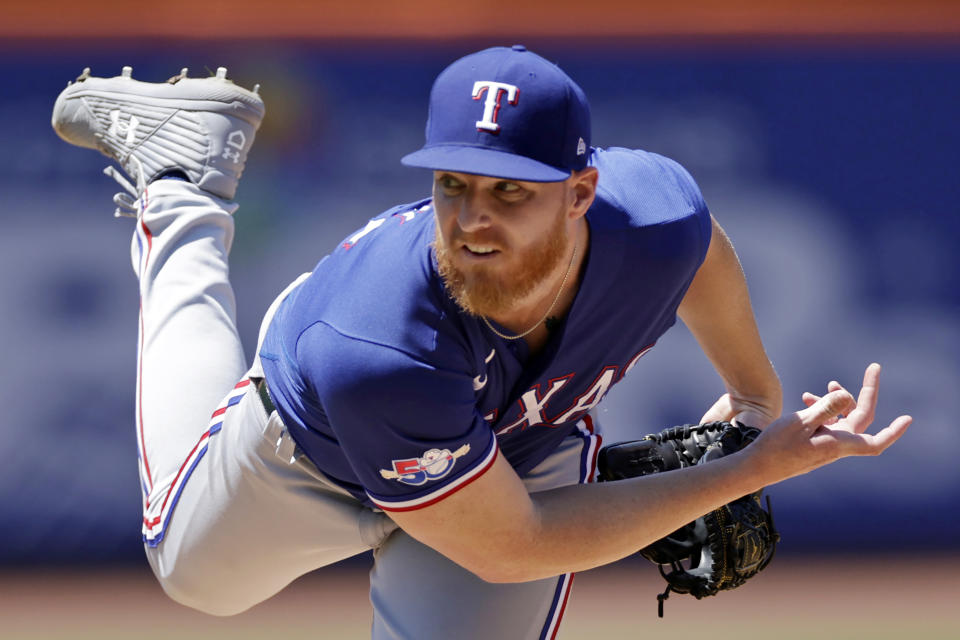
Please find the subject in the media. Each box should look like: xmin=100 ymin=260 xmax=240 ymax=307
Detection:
xmin=132 ymin=179 xmax=601 ymax=639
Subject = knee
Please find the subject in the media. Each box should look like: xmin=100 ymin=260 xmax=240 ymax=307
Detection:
xmin=156 ymin=572 xmax=252 ymax=617
xmin=146 ymin=546 xmax=255 ymax=617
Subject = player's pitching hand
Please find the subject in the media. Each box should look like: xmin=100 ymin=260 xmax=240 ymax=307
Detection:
xmin=745 ymin=363 xmax=912 ymax=485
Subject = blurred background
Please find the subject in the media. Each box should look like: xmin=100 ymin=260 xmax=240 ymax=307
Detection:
xmin=1 ymin=1 xmax=958 ymax=637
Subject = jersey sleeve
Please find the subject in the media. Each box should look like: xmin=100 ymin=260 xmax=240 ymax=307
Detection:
xmin=647 ymin=152 xmax=709 ymax=214
xmin=296 ymin=322 xmax=497 ymax=512
xmin=649 ymin=151 xmax=712 ymax=267
xmin=592 ymin=146 xmax=712 ymax=269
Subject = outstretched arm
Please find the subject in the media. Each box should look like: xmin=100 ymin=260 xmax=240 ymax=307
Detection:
xmin=678 ymin=215 xmax=782 ymax=427
xmin=387 ymin=364 xmax=911 ymax=583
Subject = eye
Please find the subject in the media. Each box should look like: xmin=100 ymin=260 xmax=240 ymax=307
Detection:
xmin=437 ymin=174 xmax=465 ymax=192
xmin=494 ymin=181 xmax=530 ymax=203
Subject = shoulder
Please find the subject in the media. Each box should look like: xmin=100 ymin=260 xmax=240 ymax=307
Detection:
xmin=584 ymin=149 xmax=712 ymax=284
xmin=590 ymin=147 xmax=709 ymax=228
xmin=284 ymin=199 xmax=449 ymax=346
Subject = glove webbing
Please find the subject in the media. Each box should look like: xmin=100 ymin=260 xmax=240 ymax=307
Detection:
xmin=646 ymin=421 xmax=735 ymax=466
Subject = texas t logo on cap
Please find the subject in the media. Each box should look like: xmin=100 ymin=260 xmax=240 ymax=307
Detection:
xmin=402 ymin=45 xmax=592 ymax=182
xmin=472 ymin=81 xmax=520 ymax=133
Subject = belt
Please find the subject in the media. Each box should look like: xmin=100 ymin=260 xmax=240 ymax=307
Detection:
xmin=254 ymin=377 xmax=277 ymax=416
xmin=254 ymin=377 xmax=300 ymax=463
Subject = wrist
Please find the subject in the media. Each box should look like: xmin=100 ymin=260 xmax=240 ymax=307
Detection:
xmin=730 ymin=436 xmax=779 ymax=493
xmin=727 ymin=373 xmax=783 ymax=423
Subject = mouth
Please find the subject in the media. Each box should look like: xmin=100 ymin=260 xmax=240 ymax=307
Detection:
xmin=460 ymin=243 xmax=501 ymax=261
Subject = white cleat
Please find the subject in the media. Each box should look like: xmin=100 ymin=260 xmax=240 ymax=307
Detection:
xmin=51 ymin=65 xmax=265 ymax=201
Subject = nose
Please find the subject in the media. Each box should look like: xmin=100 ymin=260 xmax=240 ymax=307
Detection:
xmin=456 ymin=189 xmax=492 ymax=233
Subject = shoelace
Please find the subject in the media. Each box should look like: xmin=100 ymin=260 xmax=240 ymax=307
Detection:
xmin=103 ymin=155 xmax=147 ymax=218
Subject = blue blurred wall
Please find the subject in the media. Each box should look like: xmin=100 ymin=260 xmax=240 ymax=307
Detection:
xmin=1 ymin=40 xmax=957 ymax=563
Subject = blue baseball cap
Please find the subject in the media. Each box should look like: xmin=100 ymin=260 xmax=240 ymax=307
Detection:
xmin=401 ymin=45 xmax=591 ymax=182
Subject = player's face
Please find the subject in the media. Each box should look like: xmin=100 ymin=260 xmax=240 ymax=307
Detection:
xmin=432 ymin=171 xmax=573 ymax=317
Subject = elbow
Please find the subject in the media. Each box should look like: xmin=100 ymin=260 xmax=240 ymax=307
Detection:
xmin=451 ymin=544 xmax=551 ymax=584
xmin=461 ymin=519 xmax=560 ymax=583
xmin=472 ymin=563 xmax=537 ymax=584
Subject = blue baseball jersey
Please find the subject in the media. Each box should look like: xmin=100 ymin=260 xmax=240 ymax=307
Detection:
xmin=259 ymin=147 xmax=711 ymax=512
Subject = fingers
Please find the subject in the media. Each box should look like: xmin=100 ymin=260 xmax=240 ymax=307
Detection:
xmin=797 ymin=388 xmax=856 ymax=430
xmin=867 ymin=415 xmax=912 ymax=454
xmin=802 ymin=366 xmax=883 ymax=429
xmin=814 ymin=414 xmax=913 ymax=456
xmin=802 ymin=393 xmax=836 ymax=424
xmin=849 ymin=363 xmax=881 ymax=429
xmin=801 ymin=388 xmax=844 ymax=425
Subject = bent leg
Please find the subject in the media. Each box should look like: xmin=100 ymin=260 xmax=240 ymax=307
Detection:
xmin=133 ymin=178 xmax=247 ymax=504
xmin=133 ymin=179 xmax=397 ymax=614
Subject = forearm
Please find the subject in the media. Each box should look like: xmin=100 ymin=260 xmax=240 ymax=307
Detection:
xmin=693 ymin=285 xmax=781 ymax=421
xmin=487 ymin=452 xmax=764 ymax=582
xmin=679 ymin=217 xmax=782 ymax=422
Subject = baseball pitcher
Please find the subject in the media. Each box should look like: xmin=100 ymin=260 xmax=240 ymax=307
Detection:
xmin=52 ymin=47 xmax=911 ymax=638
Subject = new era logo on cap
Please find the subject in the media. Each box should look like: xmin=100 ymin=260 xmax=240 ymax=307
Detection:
xmin=402 ymin=45 xmax=592 ymax=183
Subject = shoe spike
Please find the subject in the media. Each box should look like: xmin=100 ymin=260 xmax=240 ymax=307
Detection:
xmin=75 ymin=67 xmax=91 ymax=83
xmin=215 ymin=66 xmax=228 ymax=80
xmin=167 ymin=67 xmax=189 ymax=84
xmin=253 ymin=83 xmax=260 ymax=94
xmin=121 ymin=66 xmax=133 ymax=78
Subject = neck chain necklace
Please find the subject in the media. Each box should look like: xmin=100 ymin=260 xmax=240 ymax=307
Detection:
xmin=482 ymin=240 xmax=579 ymax=341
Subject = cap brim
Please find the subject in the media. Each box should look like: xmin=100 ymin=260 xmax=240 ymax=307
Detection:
xmin=401 ymin=145 xmax=571 ymax=182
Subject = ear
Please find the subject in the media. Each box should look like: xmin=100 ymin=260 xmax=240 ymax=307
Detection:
xmin=567 ymin=167 xmax=598 ymax=220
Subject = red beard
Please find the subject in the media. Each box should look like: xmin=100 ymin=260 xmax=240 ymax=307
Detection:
xmin=434 ymin=211 xmax=569 ymax=318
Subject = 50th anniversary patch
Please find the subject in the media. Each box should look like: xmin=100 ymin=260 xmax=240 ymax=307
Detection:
xmin=380 ymin=445 xmax=471 ymax=486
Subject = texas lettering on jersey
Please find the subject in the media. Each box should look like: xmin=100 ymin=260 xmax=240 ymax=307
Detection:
xmin=493 ymin=344 xmax=654 ymax=435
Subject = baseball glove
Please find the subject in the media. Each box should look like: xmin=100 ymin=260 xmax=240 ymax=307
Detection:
xmin=597 ymin=421 xmax=779 ymax=617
